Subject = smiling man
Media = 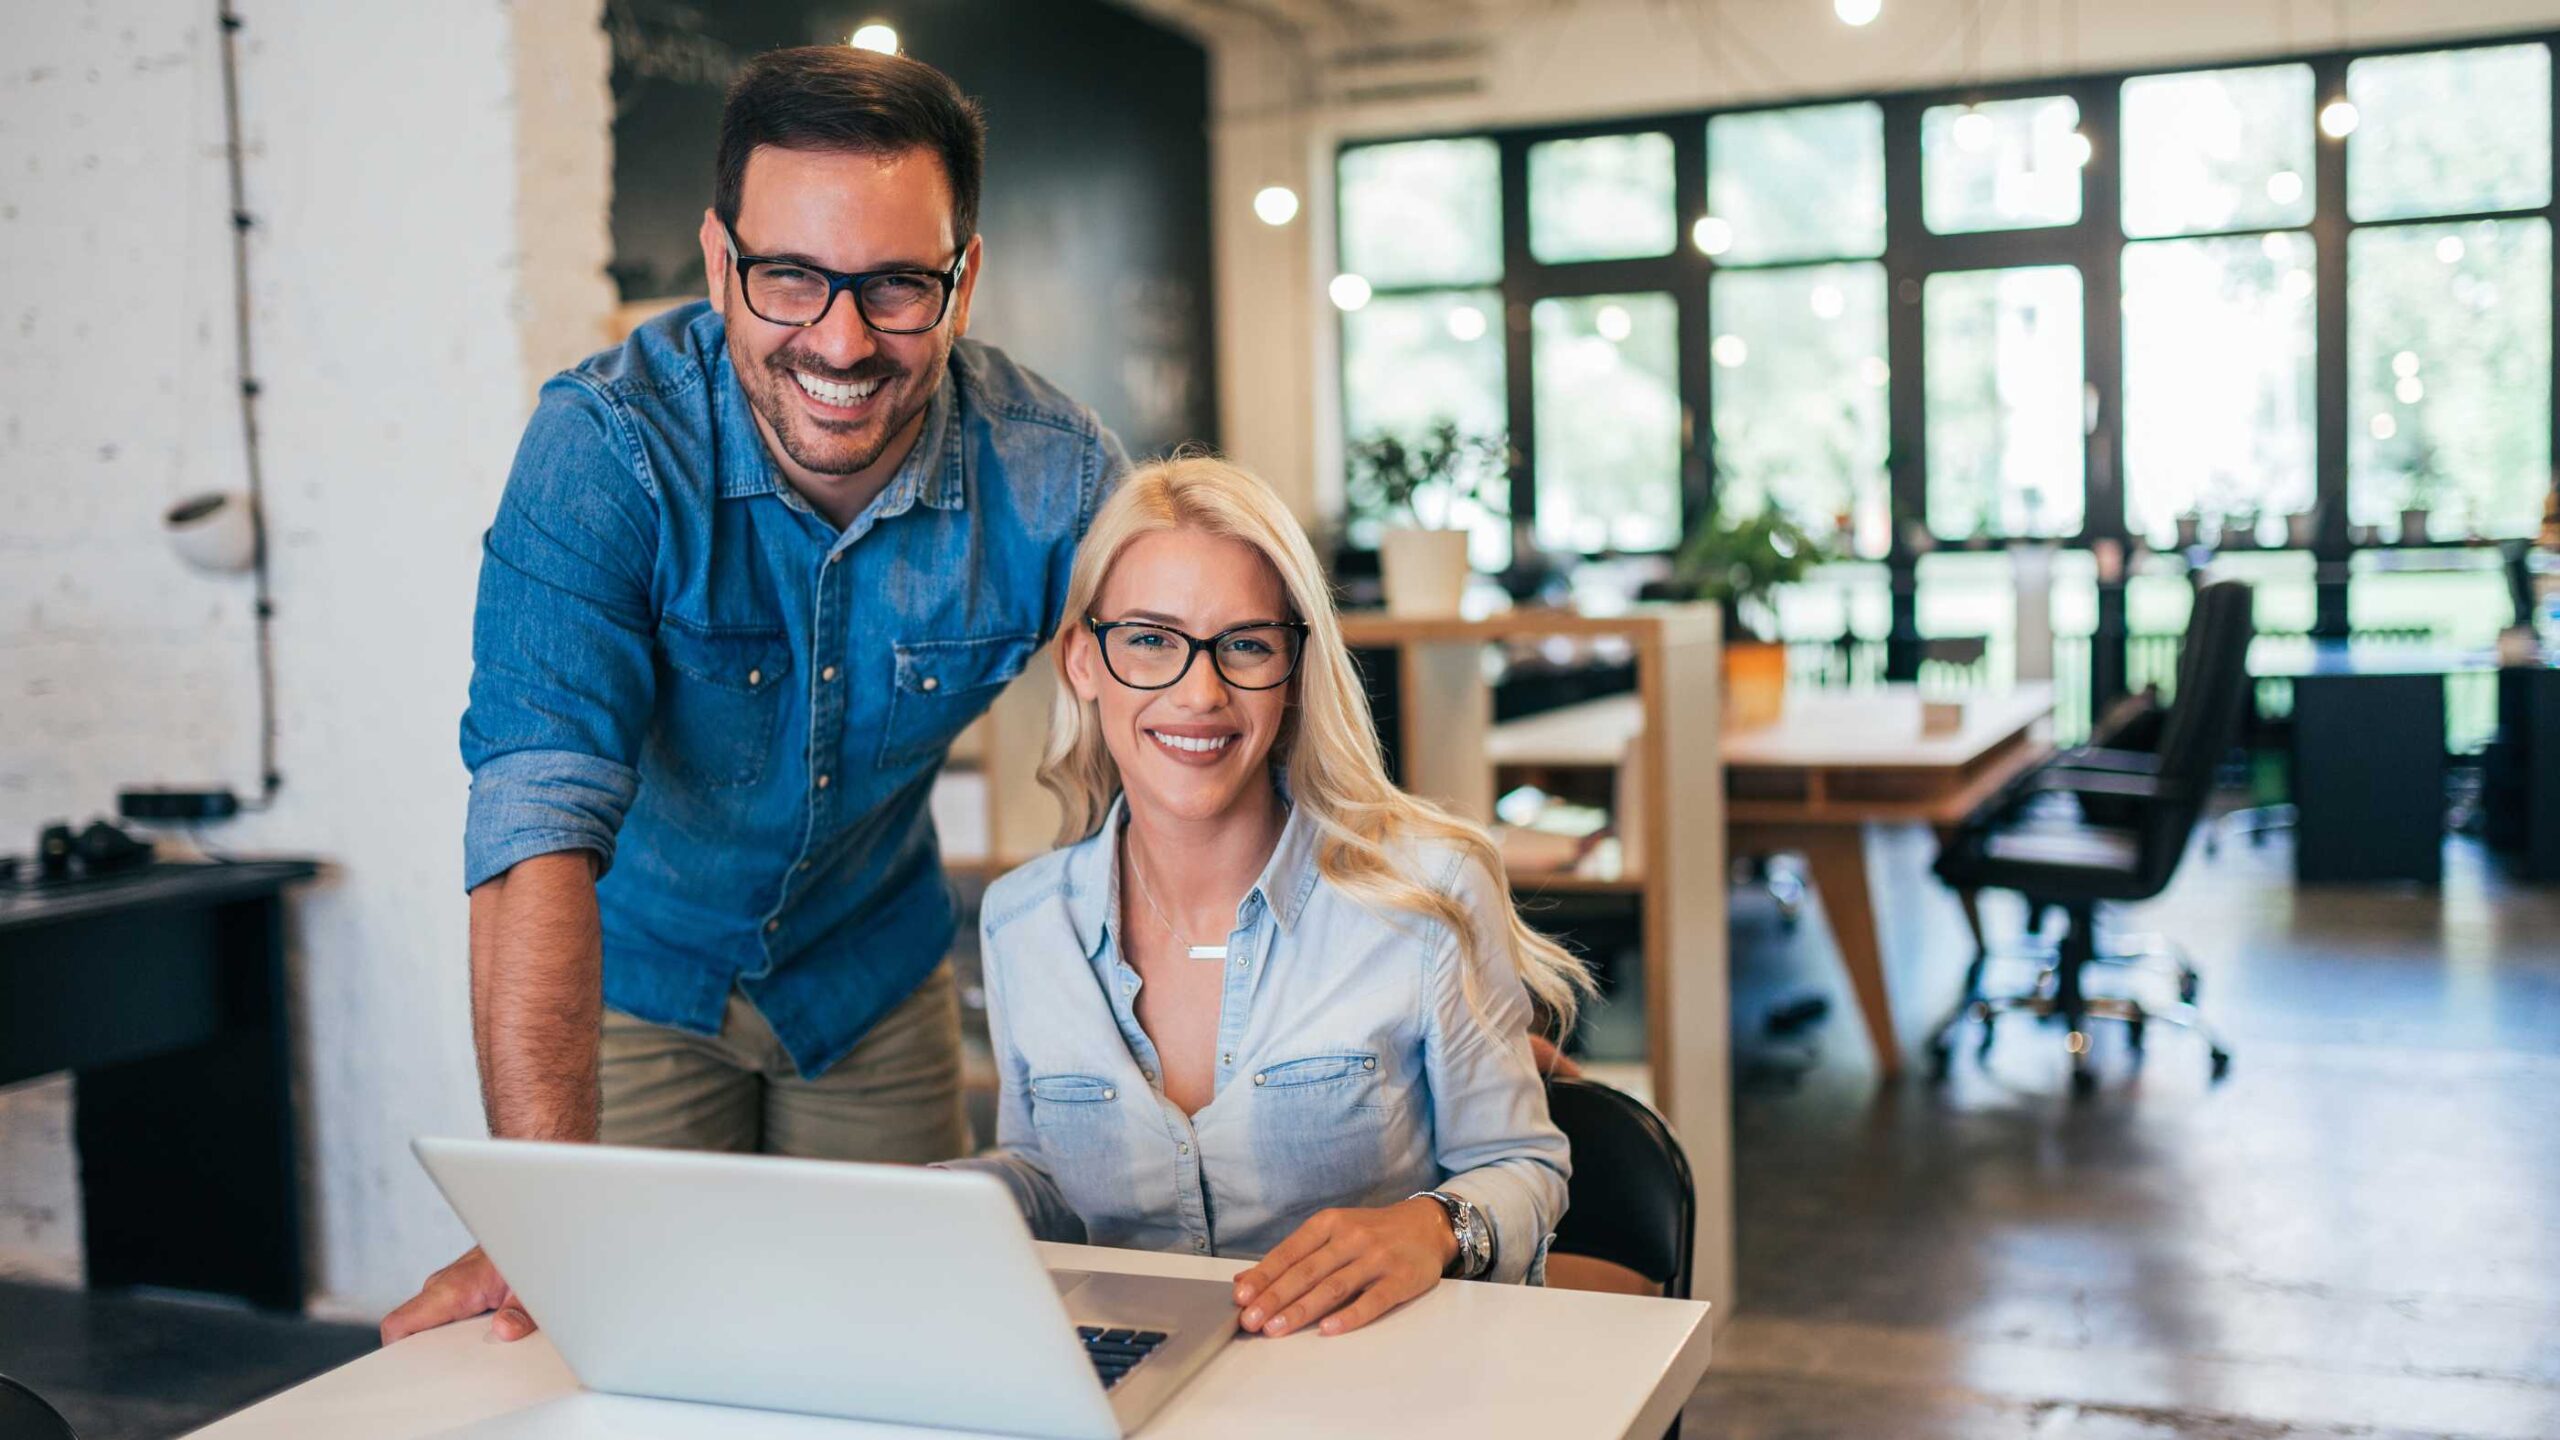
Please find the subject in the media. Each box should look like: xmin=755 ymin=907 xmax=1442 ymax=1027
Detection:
xmin=383 ymin=47 xmax=1125 ymax=1342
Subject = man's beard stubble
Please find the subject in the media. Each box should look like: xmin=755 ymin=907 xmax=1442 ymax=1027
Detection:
xmin=751 ymin=344 xmax=935 ymax=479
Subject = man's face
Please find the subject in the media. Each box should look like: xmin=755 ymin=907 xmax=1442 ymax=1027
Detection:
xmin=699 ymin=145 xmax=981 ymax=492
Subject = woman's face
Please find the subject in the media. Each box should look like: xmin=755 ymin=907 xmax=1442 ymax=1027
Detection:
xmin=1065 ymin=527 xmax=1297 ymax=828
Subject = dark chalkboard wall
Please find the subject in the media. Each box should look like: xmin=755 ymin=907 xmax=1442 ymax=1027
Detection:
xmin=605 ymin=0 xmax=1217 ymax=456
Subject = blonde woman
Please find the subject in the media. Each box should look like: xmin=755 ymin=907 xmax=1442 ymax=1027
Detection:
xmin=945 ymin=454 xmax=1590 ymax=1340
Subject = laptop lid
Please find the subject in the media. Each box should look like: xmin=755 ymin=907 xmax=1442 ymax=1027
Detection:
xmin=412 ymin=1137 xmax=1122 ymax=1440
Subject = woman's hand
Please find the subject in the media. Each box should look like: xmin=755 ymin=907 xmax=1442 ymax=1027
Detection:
xmin=1230 ymin=1198 xmax=1458 ymax=1338
xmin=380 ymin=1245 xmax=536 ymax=1345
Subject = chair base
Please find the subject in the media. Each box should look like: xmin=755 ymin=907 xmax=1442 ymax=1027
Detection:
xmin=1927 ymin=907 xmax=2232 ymax=1095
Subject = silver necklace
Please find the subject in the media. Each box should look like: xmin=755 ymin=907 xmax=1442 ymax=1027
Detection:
xmin=1126 ymin=841 xmax=1228 ymax=962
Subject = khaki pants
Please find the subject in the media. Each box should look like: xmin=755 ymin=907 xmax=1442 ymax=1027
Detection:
xmin=599 ymin=965 xmax=969 ymax=1162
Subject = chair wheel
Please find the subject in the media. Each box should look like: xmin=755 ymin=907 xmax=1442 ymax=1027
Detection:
xmin=2209 ymin=1048 xmax=2232 ymax=1082
xmin=2069 ymin=1065 xmax=2098 ymax=1097
xmin=2179 ymin=973 xmax=2200 ymax=1005
xmin=1926 ymin=1037 xmax=1954 ymax=1082
xmin=2126 ymin=1017 xmax=2147 ymax=1055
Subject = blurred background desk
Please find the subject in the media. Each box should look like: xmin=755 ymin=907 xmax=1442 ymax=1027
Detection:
xmin=2253 ymin=642 xmax=2497 ymax=884
xmin=1488 ymin=685 xmax=2055 ymax=1081
xmin=0 ymin=861 xmax=317 ymax=1310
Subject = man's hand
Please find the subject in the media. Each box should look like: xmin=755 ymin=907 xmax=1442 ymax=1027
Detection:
xmin=1229 ymin=1199 xmax=1456 ymax=1339
xmin=380 ymin=1245 xmax=535 ymax=1345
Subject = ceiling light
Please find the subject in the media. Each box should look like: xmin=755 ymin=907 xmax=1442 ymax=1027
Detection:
xmin=1712 ymin=334 xmax=1749 ymax=368
xmin=1834 ymin=0 xmax=1882 ymax=25
xmin=1595 ymin=305 xmax=1633 ymax=342
xmin=1952 ymin=107 xmax=1994 ymax=153
xmin=2392 ymin=350 xmax=2421 ymax=379
xmin=2396 ymin=377 xmax=2424 ymax=405
xmin=1808 ymin=284 xmax=1846 ymax=320
xmin=1691 ymin=215 xmax=1734 ymax=256
xmin=2064 ymin=130 xmax=2094 ymax=168
xmin=2319 ymin=98 xmax=2359 ymax=139
xmin=1328 ymin=273 xmax=1373 ymax=312
xmin=1252 ymin=185 xmax=1300 ymax=226
xmin=849 ymin=23 xmax=899 ymax=54
xmin=1446 ymin=305 xmax=1487 ymax=341
xmin=2266 ymin=170 xmax=2303 ymax=206
xmin=2436 ymin=235 xmax=2466 ymax=264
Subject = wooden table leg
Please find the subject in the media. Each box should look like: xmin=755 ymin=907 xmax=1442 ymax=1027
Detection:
xmin=1790 ymin=826 xmax=1901 ymax=1079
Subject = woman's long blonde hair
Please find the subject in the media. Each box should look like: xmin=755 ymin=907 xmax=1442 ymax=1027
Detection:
xmin=1039 ymin=453 xmax=1593 ymax=1030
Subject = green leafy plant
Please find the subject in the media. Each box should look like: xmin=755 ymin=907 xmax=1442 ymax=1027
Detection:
xmin=1667 ymin=503 xmax=1830 ymax=643
xmin=1344 ymin=421 xmax=1511 ymax=531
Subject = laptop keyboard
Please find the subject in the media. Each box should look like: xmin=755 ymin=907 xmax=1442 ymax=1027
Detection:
xmin=1076 ymin=1326 xmax=1169 ymax=1390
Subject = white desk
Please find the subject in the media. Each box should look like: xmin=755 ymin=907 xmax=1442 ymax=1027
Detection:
xmin=187 ymin=1242 xmax=1712 ymax=1440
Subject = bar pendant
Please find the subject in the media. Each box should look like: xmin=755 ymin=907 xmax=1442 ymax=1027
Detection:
xmin=1188 ymin=945 xmax=1228 ymax=961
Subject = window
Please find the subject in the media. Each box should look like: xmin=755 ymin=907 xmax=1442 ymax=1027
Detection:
xmin=1924 ymin=266 xmax=2086 ymax=539
xmin=2122 ymin=232 xmax=2317 ymax=545
xmin=2348 ymin=45 xmax=2553 ymax=223
xmin=1705 ymin=102 xmax=1886 ymax=263
xmin=1923 ymin=95 xmax=2085 ymax=234
xmin=1338 ymin=139 xmax=1501 ymax=288
xmin=1530 ymin=133 xmax=1677 ymax=263
xmin=1531 ymin=293 xmax=1683 ymax=553
xmin=2120 ymin=65 xmax=2315 ymax=238
xmin=1708 ymin=263 xmax=1889 ymax=549
xmin=1340 ymin=289 xmax=1511 ymax=568
xmin=2347 ymin=219 xmax=2552 ymax=539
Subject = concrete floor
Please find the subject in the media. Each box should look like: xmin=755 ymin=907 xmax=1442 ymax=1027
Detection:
xmin=3 ymin=826 xmax=2553 ymax=1439
xmin=1685 ymin=825 xmax=2560 ymax=1440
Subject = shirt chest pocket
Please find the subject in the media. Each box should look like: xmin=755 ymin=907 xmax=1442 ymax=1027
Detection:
xmin=651 ymin=619 xmax=791 ymax=790
xmin=1244 ymin=1052 xmax=1389 ymax=1201
xmin=875 ymin=631 xmax=1041 ymax=769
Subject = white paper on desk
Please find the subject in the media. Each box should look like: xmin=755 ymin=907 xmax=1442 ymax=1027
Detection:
xmin=423 ymin=1391 xmax=955 ymax=1439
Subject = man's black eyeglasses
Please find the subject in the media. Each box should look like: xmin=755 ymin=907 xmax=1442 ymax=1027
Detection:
xmin=1086 ymin=617 xmax=1309 ymax=692
xmin=719 ymin=222 xmax=965 ymax=334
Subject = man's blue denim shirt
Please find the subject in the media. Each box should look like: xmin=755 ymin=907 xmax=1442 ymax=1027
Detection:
xmin=461 ymin=302 xmax=1126 ymax=1077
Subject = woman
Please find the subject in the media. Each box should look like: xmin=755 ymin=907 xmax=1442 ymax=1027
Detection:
xmin=947 ymin=454 xmax=1589 ymax=1340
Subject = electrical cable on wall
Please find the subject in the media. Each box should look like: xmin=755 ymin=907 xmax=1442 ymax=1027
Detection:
xmin=219 ymin=0 xmax=283 ymax=809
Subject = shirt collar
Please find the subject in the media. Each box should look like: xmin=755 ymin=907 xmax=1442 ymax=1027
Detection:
xmin=1060 ymin=778 xmax=1321 ymax=960
xmin=709 ymin=319 xmax=967 ymax=516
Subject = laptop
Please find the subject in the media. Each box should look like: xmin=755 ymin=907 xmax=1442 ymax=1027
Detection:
xmin=412 ymin=1137 xmax=1243 ymax=1439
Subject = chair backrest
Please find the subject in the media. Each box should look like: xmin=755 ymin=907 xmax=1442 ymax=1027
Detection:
xmin=1544 ymin=1077 xmax=1695 ymax=1300
xmin=0 ymin=1375 xmax=78 ymax=1440
xmin=2135 ymin=579 xmax=2255 ymax=888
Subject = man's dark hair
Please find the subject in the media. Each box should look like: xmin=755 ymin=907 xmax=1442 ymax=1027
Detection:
xmin=715 ymin=46 xmax=987 ymax=244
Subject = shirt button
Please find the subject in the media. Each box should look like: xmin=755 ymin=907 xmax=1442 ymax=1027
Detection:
xmin=1363 ymin=1058 xmax=1377 ymax=1071
xmin=828 ymin=550 xmax=844 ymax=564
xmin=1178 ymin=1142 xmax=1190 ymax=1155
xmin=920 ymin=675 xmax=940 ymax=693
xmin=1191 ymin=1238 xmax=1207 ymax=1252
xmin=816 ymin=773 xmax=832 ymax=789
xmin=797 ymin=860 xmax=811 ymax=871
xmin=1102 ymin=1088 xmax=1116 ymax=1100
xmin=1142 ymin=1069 xmax=1155 ymax=1082
xmin=764 ymin=919 xmax=780 ymax=934
xmin=747 ymin=668 xmax=763 ymax=686
xmin=821 ymin=665 xmax=838 ymax=682
xmin=1252 ymin=1073 xmax=1267 ymax=1086
xmin=1220 ymin=1052 xmax=1232 ymax=1066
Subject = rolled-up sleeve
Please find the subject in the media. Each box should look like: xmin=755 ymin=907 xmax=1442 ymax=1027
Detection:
xmin=459 ymin=375 xmax=661 ymax=892
xmin=1424 ymin=855 xmax=1573 ymax=1285
xmin=935 ymin=913 xmax=1088 ymax=1242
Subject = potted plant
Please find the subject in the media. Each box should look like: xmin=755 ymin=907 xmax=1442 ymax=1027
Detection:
xmin=1345 ymin=422 xmax=1509 ymax=617
xmin=2222 ymin=505 xmax=2261 ymax=549
xmin=1666 ymin=503 xmax=1829 ymax=730
xmin=2174 ymin=507 xmax=2204 ymax=550
xmin=2400 ymin=442 xmax=2444 ymax=546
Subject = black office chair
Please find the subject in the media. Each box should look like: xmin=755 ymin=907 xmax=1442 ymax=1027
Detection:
xmin=1545 ymin=1077 xmax=1695 ymax=1300
xmin=0 ymin=1375 xmax=79 ymax=1440
xmin=1927 ymin=580 xmax=2254 ymax=1094
xmin=1544 ymin=1076 xmax=1696 ymax=1440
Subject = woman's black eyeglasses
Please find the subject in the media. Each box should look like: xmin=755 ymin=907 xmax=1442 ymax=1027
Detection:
xmin=1086 ymin=617 xmax=1309 ymax=692
xmin=720 ymin=222 xmax=965 ymax=334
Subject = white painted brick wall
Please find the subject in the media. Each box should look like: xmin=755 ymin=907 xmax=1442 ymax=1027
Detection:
xmin=0 ymin=0 xmax=612 ymax=1314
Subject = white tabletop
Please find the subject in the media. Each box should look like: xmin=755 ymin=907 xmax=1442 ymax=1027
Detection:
xmin=187 ymin=1242 xmax=1711 ymax=1440
xmin=1489 ymin=683 xmax=2054 ymax=772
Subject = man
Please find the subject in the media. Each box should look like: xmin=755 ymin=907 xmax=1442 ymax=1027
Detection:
xmin=382 ymin=46 xmax=1125 ymax=1343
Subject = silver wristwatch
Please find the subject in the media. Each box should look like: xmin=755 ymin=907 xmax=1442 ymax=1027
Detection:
xmin=1413 ymin=1189 xmax=1493 ymax=1280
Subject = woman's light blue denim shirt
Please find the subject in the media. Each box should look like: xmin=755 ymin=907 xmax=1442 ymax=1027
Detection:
xmin=945 ymin=796 xmax=1570 ymax=1284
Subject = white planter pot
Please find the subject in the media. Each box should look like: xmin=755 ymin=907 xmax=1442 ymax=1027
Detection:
xmin=2400 ymin=507 xmax=2432 ymax=546
xmin=1379 ymin=527 xmax=1472 ymax=618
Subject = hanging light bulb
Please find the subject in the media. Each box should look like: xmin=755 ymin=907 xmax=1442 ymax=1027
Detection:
xmin=1446 ymin=304 xmax=1487 ymax=341
xmin=1252 ymin=185 xmax=1300 ymax=226
xmin=2266 ymin=170 xmax=2304 ymax=205
xmin=1691 ymin=215 xmax=1734 ymax=256
xmin=1952 ymin=106 xmax=1995 ymax=153
xmin=1835 ymin=0 xmax=1883 ymax=25
xmin=2064 ymin=130 xmax=2094 ymax=168
xmin=2319 ymin=98 xmax=2360 ymax=139
xmin=848 ymin=23 xmax=899 ymax=54
xmin=1328 ymin=274 xmax=1373 ymax=312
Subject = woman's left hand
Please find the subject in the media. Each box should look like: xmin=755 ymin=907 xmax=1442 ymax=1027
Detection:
xmin=1230 ymin=1198 xmax=1458 ymax=1338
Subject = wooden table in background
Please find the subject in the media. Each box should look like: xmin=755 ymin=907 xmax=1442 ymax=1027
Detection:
xmin=1491 ymin=683 xmax=2055 ymax=1080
